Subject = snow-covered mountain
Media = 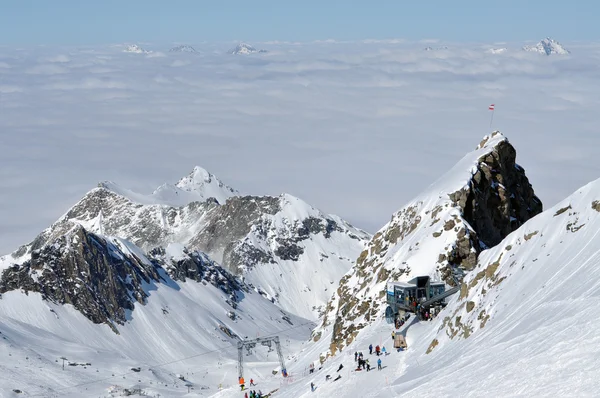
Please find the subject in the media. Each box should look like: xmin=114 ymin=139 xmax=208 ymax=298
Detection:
xmin=169 ymin=45 xmax=198 ymax=53
xmin=523 ymin=37 xmax=570 ymax=55
xmin=229 ymin=43 xmax=268 ymax=55
xmin=314 ymin=132 xmax=542 ymax=354
xmin=2 ymin=166 xmax=368 ymax=320
xmin=0 ymin=164 xmax=369 ymax=395
xmin=123 ymin=44 xmax=150 ymax=54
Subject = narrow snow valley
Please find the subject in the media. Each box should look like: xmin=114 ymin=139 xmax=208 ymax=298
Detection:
xmin=2 ymin=131 xmax=600 ymax=397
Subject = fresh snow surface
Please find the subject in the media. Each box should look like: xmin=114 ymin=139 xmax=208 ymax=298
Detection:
xmin=0 ymin=272 xmax=313 ymax=397
xmin=523 ymin=37 xmax=570 ymax=55
xmin=102 ymin=166 xmax=238 ymax=207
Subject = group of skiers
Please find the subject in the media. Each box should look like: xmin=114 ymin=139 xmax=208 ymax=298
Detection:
xmin=354 ymin=348 xmax=383 ymax=371
xmin=244 ymin=390 xmax=263 ymax=398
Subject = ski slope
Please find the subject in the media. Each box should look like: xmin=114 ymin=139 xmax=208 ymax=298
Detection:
xmin=0 ymin=276 xmax=314 ymax=397
xmin=254 ymin=178 xmax=600 ymax=398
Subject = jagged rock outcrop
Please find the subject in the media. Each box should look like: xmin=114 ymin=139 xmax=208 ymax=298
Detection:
xmin=0 ymin=224 xmax=243 ymax=331
xmin=317 ymin=131 xmax=542 ymax=354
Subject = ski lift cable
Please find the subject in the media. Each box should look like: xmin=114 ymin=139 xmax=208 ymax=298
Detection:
xmin=30 ymin=320 xmax=316 ymax=396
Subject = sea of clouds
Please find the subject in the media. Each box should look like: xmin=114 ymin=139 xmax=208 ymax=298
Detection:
xmin=1 ymin=39 xmax=599 ymax=254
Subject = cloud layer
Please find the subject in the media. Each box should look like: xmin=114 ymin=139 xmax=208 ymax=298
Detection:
xmin=1 ymin=41 xmax=600 ymax=254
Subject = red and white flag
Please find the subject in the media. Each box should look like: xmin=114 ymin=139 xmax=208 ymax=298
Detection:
xmin=488 ymin=104 xmax=495 ymax=111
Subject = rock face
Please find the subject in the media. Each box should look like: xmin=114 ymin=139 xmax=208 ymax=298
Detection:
xmin=316 ymin=132 xmax=542 ymax=354
xmin=0 ymin=224 xmax=242 ymax=331
xmin=451 ymin=137 xmax=542 ymax=249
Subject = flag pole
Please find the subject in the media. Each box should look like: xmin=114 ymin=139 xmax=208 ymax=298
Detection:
xmin=489 ymin=109 xmax=494 ymax=129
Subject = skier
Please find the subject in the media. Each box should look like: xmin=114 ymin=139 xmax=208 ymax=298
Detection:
xmin=366 ymin=360 xmax=371 ymax=372
xmin=369 ymin=344 xmax=373 ymax=355
xmin=377 ymin=358 xmax=382 ymax=370
xmin=309 ymin=362 xmax=315 ymax=374
xmin=311 ymin=382 xmax=315 ymax=392
xmin=391 ymin=330 xmax=395 ymax=340
xmin=245 ymin=393 xmax=248 ymax=398
xmin=337 ymin=364 xmax=344 ymax=372
xmin=375 ymin=345 xmax=381 ymax=356
xmin=250 ymin=378 xmax=256 ymax=386
xmin=354 ymin=351 xmax=358 ymax=362
xmin=239 ymin=376 xmax=245 ymax=391
xmin=382 ymin=346 xmax=387 ymax=356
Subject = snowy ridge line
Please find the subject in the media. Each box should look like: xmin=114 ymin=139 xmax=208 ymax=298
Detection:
xmin=28 ymin=319 xmax=316 ymax=397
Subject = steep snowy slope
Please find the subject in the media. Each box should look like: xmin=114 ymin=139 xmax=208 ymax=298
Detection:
xmin=0 ymin=270 xmax=312 ymax=397
xmin=384 ymin=178 xmax=600 ymax=396
xmin=316 ymin=132 xmax=541 ymax=353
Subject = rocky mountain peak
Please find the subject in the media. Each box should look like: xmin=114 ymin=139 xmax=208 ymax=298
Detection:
xmin=317 ymin=131 xmax=542 ymax=354
xmin=523 ymin=37 xmax=570 ymax=55
xmin=2 ymin=166 xmax=369 ymax=322
xmin=174 ymin=166 xmax=238 ymax=200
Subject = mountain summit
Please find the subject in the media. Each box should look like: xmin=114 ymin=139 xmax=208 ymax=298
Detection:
xmin=523 ymin=37 xmax=570 ymax=55
xmin=316 ymin=131 xmax=542 ymax=353
xmin=229 ymin=43 xmax=268 ymax=55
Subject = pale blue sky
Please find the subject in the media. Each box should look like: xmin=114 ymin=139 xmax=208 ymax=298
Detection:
xmin=1 ymin=0 xmax=597 ymax=45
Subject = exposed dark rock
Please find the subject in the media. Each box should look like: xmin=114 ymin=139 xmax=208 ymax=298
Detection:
xmin=0 ymin=225 xmax=244 ymax=331
xmin=274 ymin=239 xmax=304 ymax=261
xmin=449 ymin=138 xmax=542 ymax=249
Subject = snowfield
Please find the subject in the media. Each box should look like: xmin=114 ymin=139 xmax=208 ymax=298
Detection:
xmin=0 ymin=277 xmax=314 ymax=397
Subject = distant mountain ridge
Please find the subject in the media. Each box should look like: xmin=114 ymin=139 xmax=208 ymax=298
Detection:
xmin=229 ymin=43 xmax=268 ymax=55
